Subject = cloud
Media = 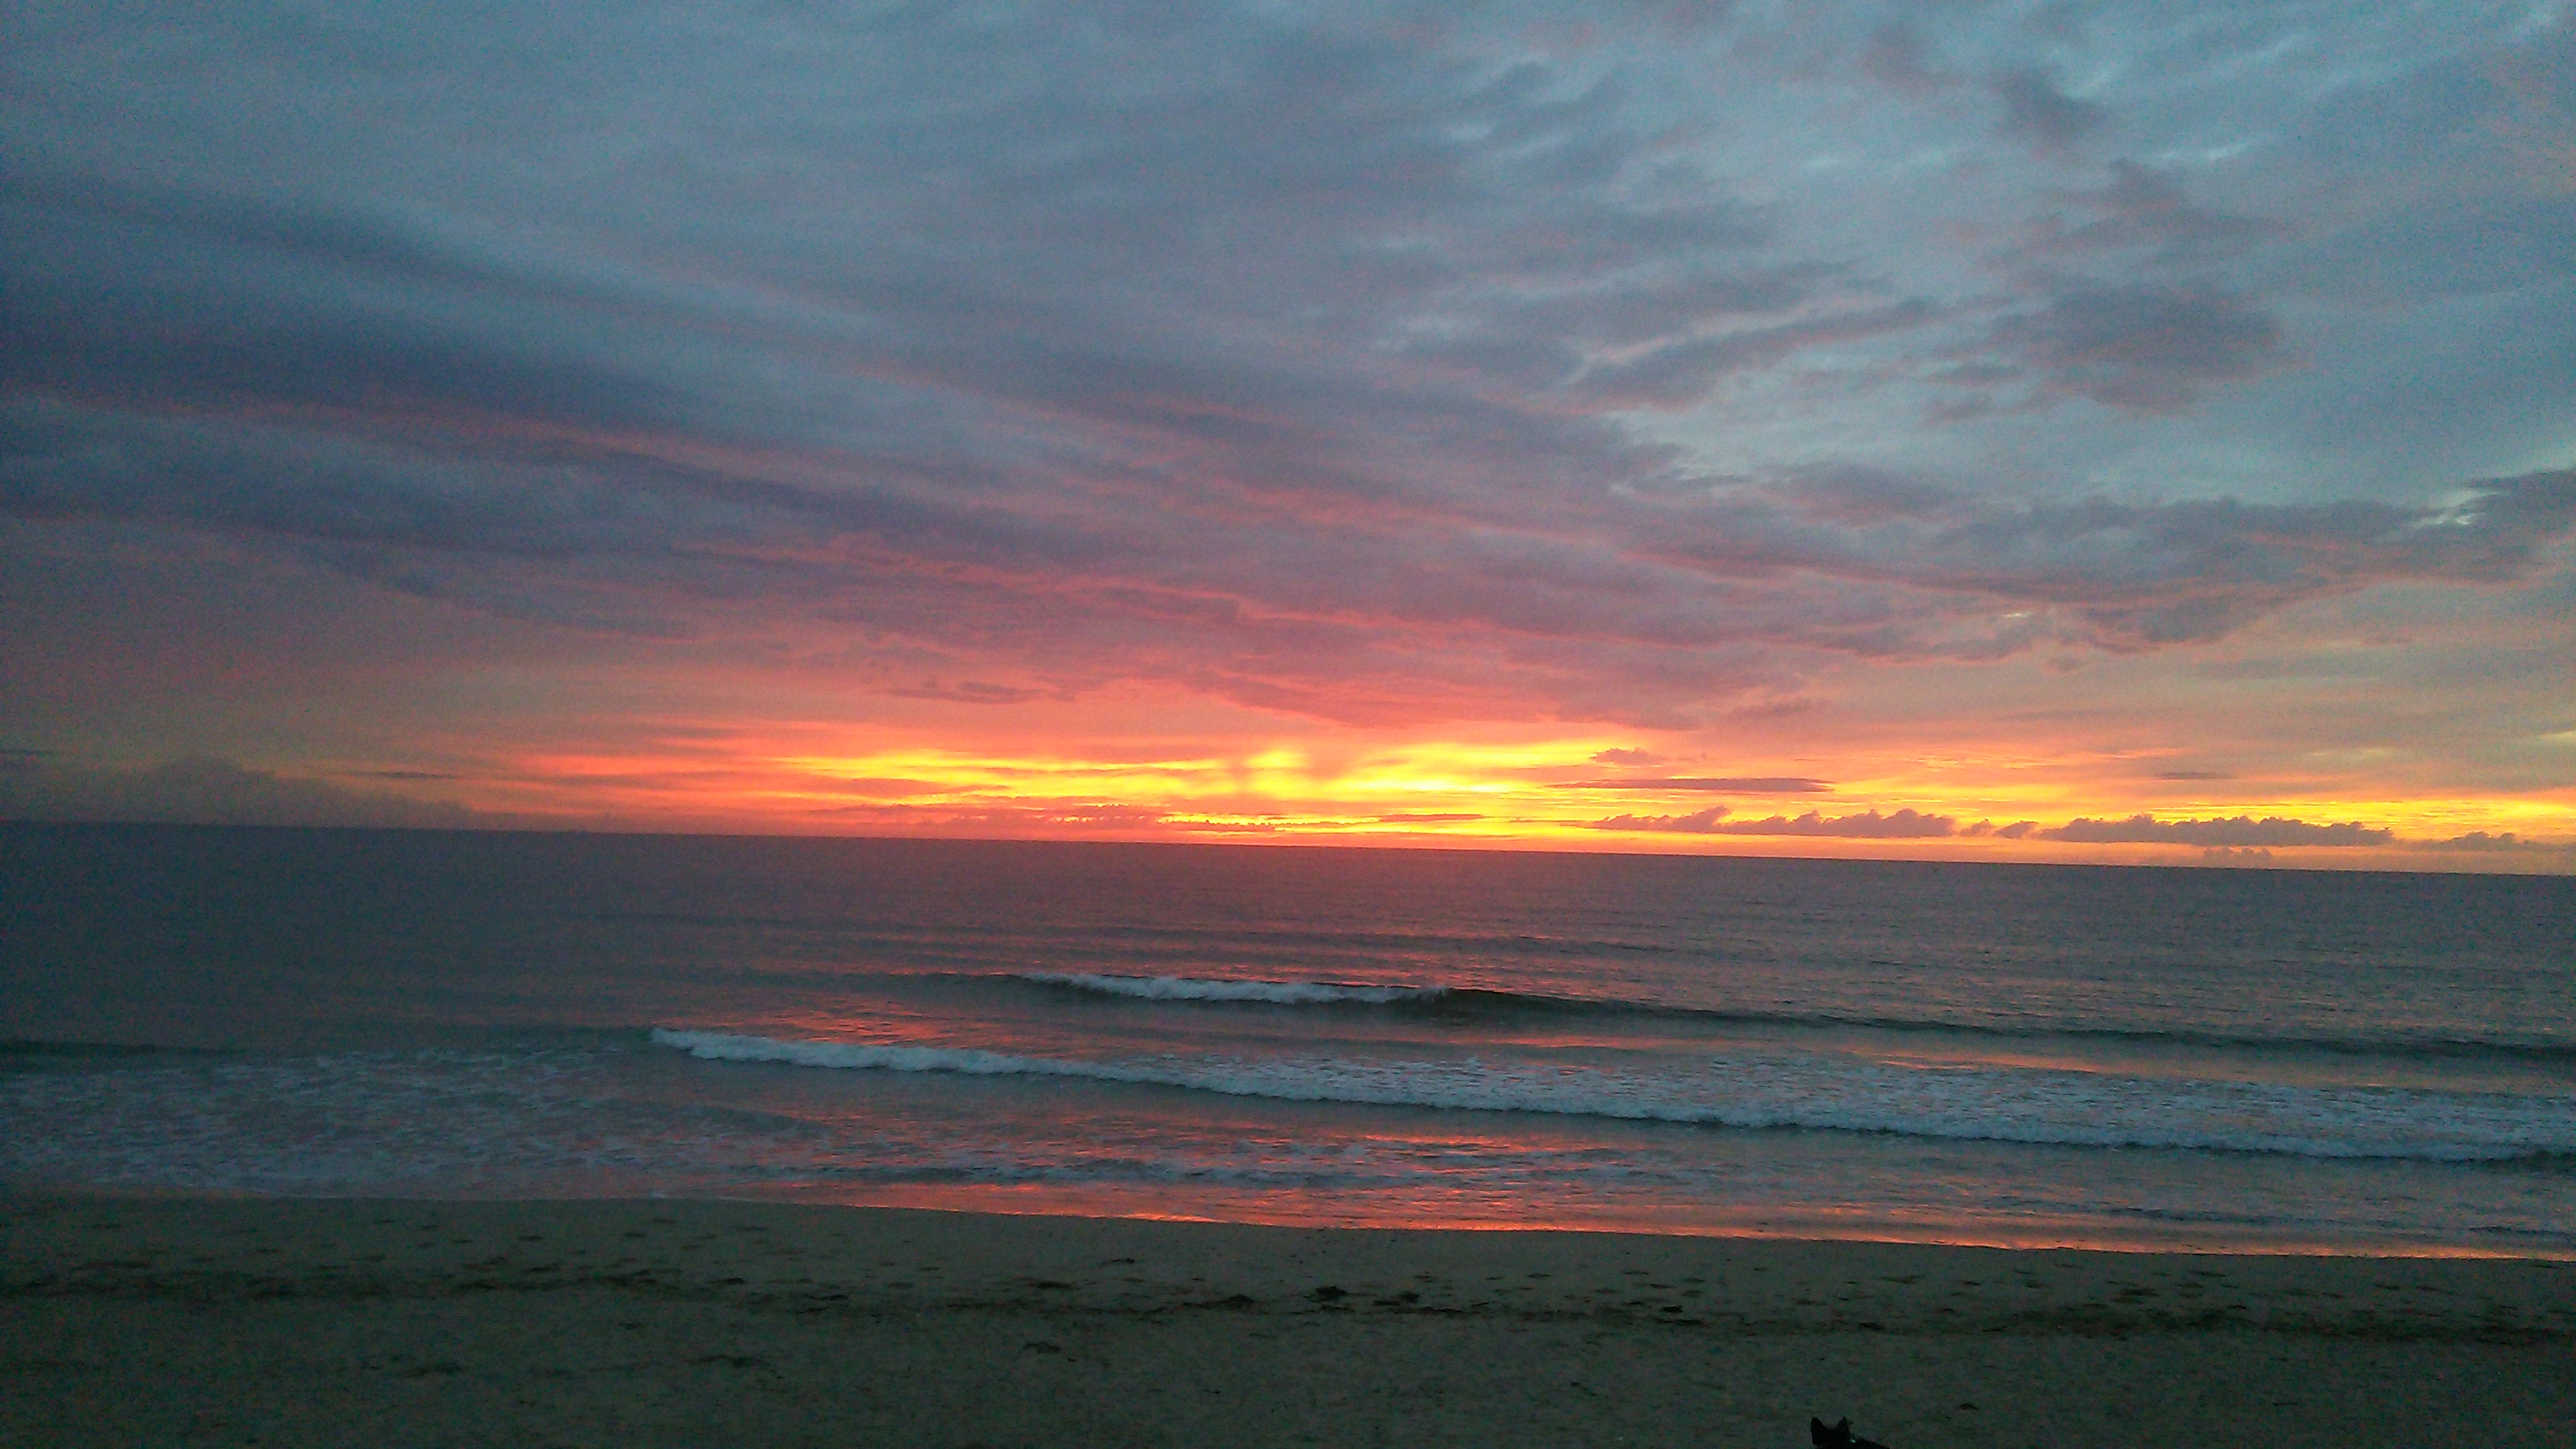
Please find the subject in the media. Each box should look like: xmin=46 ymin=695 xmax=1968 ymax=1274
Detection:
xmin=1859 ymin=22 xmax=1950 ymax=97
xmin=1971 ymin=284 xmax=2288 ymax=411
xmin=2414 ymin=831 xmax=2564 ymax=854
xmin=797 ymin=799 xmax=1189 ymax=836
xmin=1592 ymin=806 xmax=1732 ymax=833
xmin=0 ymin=755 xmax=484 ymax=828
xmin=1988 ymin=66 xmax=2106 ymax=148
xmin=13 ymin=389 xmax=2569 ymax=718
xmin=1632 ymin=468 xmax=2576 ymax=649
xmin=1764 ymin=468 xmax=1957 ymax=526
xmin=888 ymin=680 xmax=1055 ymax=706
xmin=1716 ymin=808 xmax=1955 ymax=837
xmin=2041 ymin=814 xmax=2394 ymax=847
xmin=1589 ymin=748 xmax=1669 ymax=766
xmin=2019 ymin=162 xmax=2286 ymax=268
xmin=1558 ymin=775 xmax=1832 ymax=792
xmin=1591 ymin=806 xmax=1953 ymax=837
xmin=3 ymin=176 xmax=698 ymax=433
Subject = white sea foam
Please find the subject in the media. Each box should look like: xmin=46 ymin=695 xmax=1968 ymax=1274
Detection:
xmin=1018 ymin=972 xmax=1439 ymax=1005
xmin=648 ymin=1029 xmax=2576 ymax=1163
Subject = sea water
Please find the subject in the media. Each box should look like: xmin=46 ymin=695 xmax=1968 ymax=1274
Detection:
xmin=4 ymin=824 xmax=2571 ymax=1253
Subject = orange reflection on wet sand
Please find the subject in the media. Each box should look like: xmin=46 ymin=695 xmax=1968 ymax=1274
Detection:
xmin=738 ymin=1180 xmax=2561 ymax=1258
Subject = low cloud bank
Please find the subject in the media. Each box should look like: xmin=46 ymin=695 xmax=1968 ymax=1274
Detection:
xmin=1560 ymin=776 xmax=1833 ymax=793
xmin=7 ymin=757 xmax=2562 ymax=865
xmin=1593 ymin=806 xmax=1956 ymax=837
xmin=1591 ymin=806 xmax=2571 ymax=861
xmin=1590 ymin=806 xmax=2412 ymax=845
xmin=2041 ymin=814 xmax=2393 ymax=847
xmin=2420 ymin=831 xmax=2535 ymax=852
xmin=0 ymin=755 xmax=482 ymax=829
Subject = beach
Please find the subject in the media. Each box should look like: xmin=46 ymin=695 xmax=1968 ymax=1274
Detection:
xmin=7 ymin=1195 xmax=2571 ymax=1448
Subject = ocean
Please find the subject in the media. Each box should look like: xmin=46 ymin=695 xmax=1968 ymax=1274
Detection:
xmin=5 ymin=823 xmax=2571 ymax=1254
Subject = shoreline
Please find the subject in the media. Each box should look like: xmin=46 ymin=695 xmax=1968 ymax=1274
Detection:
xmin=22 ymin=1179 xmax=2573 ymax=1262
xmin=7 ymin=1193 xmax=2572 ymax=1447
xmin=680 ymin=1181 xmax=2576 ymax=1260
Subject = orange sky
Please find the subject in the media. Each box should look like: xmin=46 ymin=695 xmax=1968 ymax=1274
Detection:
xmin=5 ymin=3 xmax=2573 ymax=871
xmin=360 ymin=663 xmax=2575 ymax=869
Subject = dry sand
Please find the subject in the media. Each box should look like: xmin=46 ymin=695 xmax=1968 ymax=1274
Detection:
xmin=5 ymin=1193 xmax=2572 ymax=1448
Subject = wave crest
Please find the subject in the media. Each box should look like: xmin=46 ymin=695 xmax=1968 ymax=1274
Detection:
xmin=1019 ymin=972 xmax=1442 ymax=1006
xmin=987 ymin=974 xmax=2576 ymax=1061
xmin=648 ymin=1030 xmax=2576 ymax=1163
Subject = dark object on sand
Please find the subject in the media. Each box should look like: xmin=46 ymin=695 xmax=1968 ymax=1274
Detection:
xmin=1811 ymin=1416 xmax=1889 ymax=1449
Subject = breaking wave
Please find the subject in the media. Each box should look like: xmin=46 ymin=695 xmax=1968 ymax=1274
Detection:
xmin=650 ymin=1029 xmax=2576 ymax=1163
xmin=988 ymin=972 xmax=2576 ymax=1062
xmin=1018 ymin=972 xmax=1442 ymax=1006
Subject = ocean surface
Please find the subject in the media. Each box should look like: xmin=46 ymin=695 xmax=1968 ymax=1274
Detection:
xmin=5 ymin=823 xmax=2573 ymax=1254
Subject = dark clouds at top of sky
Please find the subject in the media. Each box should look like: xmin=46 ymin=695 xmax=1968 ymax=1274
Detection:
xmin=4 ymin=0 xmax=2573 ymax=735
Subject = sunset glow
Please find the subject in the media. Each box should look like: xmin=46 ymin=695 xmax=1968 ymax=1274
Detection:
xmin=5 ymin=1 xmax=2571 ymax=870
xmin=359 ymin=716 xmax=2575 ymax=869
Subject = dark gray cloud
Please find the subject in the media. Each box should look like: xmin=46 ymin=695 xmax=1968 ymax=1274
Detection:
xmin=1592 ymin=806 xmax=1715 ymax=833
xmin=1988 ymin=66 xmax=2107 ymax=148
xmin=1859 ymin=22 xmax=1949 ymax=97
xmin=1632 ymin=468 xmax=2576 ymax=649
xmin=1 ymin=176 xmax=699 ymax=432
xmin=1970 ymin=284 xmax=2288 ymax=411
xmin=1591 ymin=806 xmax=1954 ymax=836
xmin=1719 ymin=808 xmax=1956 ymax=837
xmin=2281 ymin=196 xmax=2576 ymax=307
xmin=10 ymin=386 xmax=2570 ymax=718
xmin=2042 ymin=814 xmax=2394 ymax=847
xmin=2019 ymin=162 xmax=2287 ymax=268
xmin=2414 ymin=831 xmax=2570 ymax=855
xmin=0 ymin=755 xmax=482 ymax=828
xmin=1589 ymin=748 xmax=1670 ymax=765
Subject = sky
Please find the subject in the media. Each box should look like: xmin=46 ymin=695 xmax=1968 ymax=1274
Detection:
xmin=5 ymin=0 xmax=2573 ymax=869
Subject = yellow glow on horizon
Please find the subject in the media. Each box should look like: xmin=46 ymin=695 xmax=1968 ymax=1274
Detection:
xmin=436 ymin=724 xmax=2573 ymax=869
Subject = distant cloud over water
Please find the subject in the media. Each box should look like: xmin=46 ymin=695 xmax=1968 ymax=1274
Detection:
xmin=0 ymin=756 xmax=482 ymax=830
xmin=2042 ymin=816 xmax=2395 ymax=847
xmin=1593 ymin=807 xmax=1957 ymax=838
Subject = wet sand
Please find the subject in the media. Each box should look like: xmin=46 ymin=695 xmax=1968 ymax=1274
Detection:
xmin=5 ymin=1193 xmax=2572 ymax=1448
